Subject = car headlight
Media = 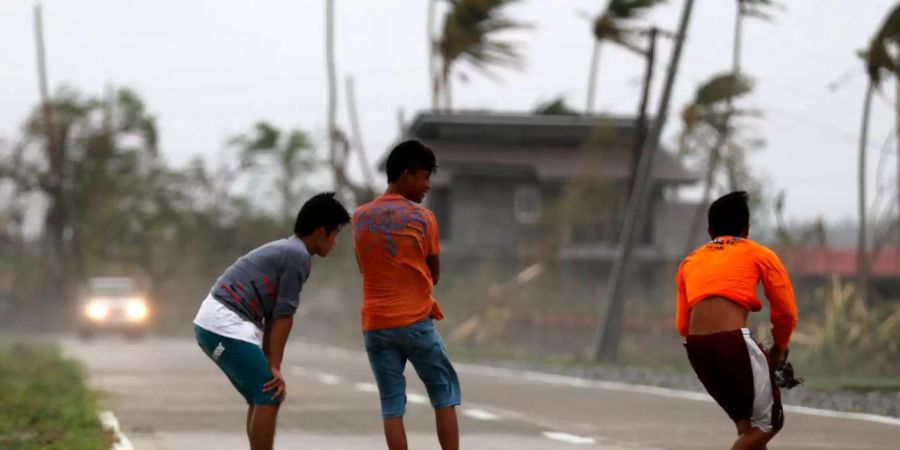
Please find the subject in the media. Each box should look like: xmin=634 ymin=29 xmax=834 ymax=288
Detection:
xmin=126 ymin=299 xmax=148 ymax=321
xmin=85 ymin=302 xmax=109 ymax=321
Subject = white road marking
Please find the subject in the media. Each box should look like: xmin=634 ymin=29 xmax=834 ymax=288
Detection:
xmin=354 ymin=382 xmax=379 ymax=393
xmin=452 ymin=363 xmax=900 ymax=427
xmin=99 ymin=410 xmax=134 ymax=450
xmin=542 ymin=431 xmax=596 ymax=445
xmin=407 ymin=393 xmax=429 ymax=405
xmin=298 ymin=342 xmax=900 ymax=428
xmin=315 ymin=373 xmax=342 ymax=385
xmin=462 ymin=408 xmax=499 ymax=421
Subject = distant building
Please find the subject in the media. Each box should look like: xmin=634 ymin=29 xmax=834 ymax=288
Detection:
xmin=383 ymin=111 xmax=701 ymax=268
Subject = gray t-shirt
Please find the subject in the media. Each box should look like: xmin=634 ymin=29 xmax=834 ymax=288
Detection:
xmin=209 ymin=236 xmax=311 ymax=331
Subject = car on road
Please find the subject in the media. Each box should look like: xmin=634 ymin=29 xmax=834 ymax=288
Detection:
xmin=78 ymin=277 xmax=151 ymax=338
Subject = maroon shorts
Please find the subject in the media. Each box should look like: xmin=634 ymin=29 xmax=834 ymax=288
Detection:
xmin=685 ymin=328 xmax=783 ymax=433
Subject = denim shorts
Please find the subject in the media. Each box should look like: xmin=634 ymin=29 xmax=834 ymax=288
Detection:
xmin=364 ymin=317 xmax=462 ymax=418
xmin=195 ymin=325 xmax=281 ymax=405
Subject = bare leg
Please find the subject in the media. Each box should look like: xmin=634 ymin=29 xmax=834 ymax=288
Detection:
xmin=246 ymin=405 xmax=254 ymax=439
xmin=732 ymin=419 xmax=774 ymax=450
xmin=383 ymin=417 xmax=408 ymax=450
xmin=248 ymin=404 xmax=280 ymax=450
xmin=435 ymin=406 xmax=459 ymax=450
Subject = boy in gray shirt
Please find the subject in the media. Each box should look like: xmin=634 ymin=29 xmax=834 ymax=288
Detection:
xmin=194 ymin=192 xmax=349 ymax=450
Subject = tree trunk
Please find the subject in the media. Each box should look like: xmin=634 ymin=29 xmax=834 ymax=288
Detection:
xmin=33 ymin=2 xmax=72 ymax=303
xmin=442 ymin=60 xmax=453 ymax=112
xmin=325 ymin=0 xmax=342 ymax=195
xmin=858 ymin=81 xmax=874 ymax=305
xmin=428 ymin=0 xmax=439 ymax=110
xmin=592 ymin=0 xmax=696 ymax=362
xmin=585 ymin=40 xmax=602 ymax=114
xmin=345 ymin=76 xmax=376 ymax=198
xmin=723 ymin=0 xmax=744 ymax=192
xmin=684 ymin=135 xmax=726 ymax=256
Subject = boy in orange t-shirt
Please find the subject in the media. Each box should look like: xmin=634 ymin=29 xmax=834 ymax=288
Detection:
xmin=676 ymin=191 xmax=798 ymax=450
xmin=353 ymin=140 xmax=460 ymax=450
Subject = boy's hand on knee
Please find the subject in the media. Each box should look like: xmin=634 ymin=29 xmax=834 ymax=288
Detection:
xmin=263 ymin=367 xmax=287 ymax=401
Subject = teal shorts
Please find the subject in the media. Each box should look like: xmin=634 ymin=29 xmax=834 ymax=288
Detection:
xmin=194 ymin=325 xmax=281 ymax=405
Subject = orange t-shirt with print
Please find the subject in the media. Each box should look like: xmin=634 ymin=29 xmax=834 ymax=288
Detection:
xmin=353 ymin=194 xmax=444 ymax=331
xmin=675 ymin=236 xmax=798 ymax=348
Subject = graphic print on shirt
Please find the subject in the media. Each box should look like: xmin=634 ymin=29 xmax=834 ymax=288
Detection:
xmin=354 ymin=201 xmax=429 ymax=258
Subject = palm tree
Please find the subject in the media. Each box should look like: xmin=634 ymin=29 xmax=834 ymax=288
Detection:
xmin=584 ymin=0 xmax=664 ymax=114
xmin=436 ymin=0 xmax=528 ymax=110
xmin=679 ymin=73 xmax=753 ymax=254
xmin=858 ymin=4 xmax=900 ymax=304
xmin=718 ymin=0 xmax=775 ymax=192
xmin=231 ymin=122 xmax=319 ymax=220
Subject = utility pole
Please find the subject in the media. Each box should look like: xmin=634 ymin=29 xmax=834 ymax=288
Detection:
xmin=592 ymin=0 xmax=696 ymax=362
xmin=628 ymin=27 xmax=659 ymax=201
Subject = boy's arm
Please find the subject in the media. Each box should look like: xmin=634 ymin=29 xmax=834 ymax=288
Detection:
xmin=760 ymin=249 xmax=799 ymax=361
xmin=263 ymin=315 xmax=293 ymax=369
xmin=261 ymin=257 xmax=308 ymax=399
xmin=425 ymin=210 xmax=441 ymax=286
xmin=426 ymin=254 xmax=440 ymax=286
xmin=262 ymin=316 xmax=292 ymax=400
xmin=675 ymin=265 xmax=690 ymax=337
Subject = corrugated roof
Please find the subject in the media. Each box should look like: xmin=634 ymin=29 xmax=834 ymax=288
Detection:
xmin=381 ymin=111 xmax=698 ymax=184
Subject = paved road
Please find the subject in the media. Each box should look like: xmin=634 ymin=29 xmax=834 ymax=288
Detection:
xmin=60 ymin=336 xmax=900 ymax=450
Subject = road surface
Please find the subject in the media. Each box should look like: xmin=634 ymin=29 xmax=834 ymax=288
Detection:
xmin=60 ymin=336 xmax=900 ymax=450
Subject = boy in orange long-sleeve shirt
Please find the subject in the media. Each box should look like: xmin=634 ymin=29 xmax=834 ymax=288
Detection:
xmin=676 ymin=191 xmax=798 ymax=450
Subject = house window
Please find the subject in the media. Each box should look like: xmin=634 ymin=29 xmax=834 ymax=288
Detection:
xmin=514 ymin=185 xmax=542 ymax=224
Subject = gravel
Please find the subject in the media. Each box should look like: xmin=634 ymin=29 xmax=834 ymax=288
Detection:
xmin=481 ymin=361 xmax=900 ymax=419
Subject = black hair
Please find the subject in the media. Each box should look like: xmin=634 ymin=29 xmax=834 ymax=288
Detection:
xmin=708 ymin=191 xmax=750 ymax=238
xmin=385 ymin=140 xmax=438 ymax=183
xmin=294 ymin=192 xmax=351 ymax=236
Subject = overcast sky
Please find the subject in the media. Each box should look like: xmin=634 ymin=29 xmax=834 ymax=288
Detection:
xmin=2 ymin=0 xmax=899 ymax=224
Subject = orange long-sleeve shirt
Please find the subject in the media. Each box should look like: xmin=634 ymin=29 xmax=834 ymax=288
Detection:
xmin=675 ymin=236 xmax=798 ymax=349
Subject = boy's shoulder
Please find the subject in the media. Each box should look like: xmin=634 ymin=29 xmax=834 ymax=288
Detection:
xmin=353 ymin=197 xmax=433 ymax=221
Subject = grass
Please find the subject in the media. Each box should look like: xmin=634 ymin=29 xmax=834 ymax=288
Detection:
xmin=0 ymin=340 xmax=110 ymax=450
xmin=804 ymin=375 xmax=900 ymax=393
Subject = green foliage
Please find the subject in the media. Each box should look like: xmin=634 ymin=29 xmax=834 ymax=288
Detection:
xmin=533 ymin=97 xmax=580 ymax=115
xmin=0 ymin=87 xmax=320 ymax=314
xmin=795 ymin=278 xmax=900 ymax=375
xmin=593 ymin=0 xmax=664 ymax=52
xmin=230 ymin=121 xmax=321 ymax=221
xmin=0 ymin=342 xmax=107 ymax=450
xmin=865 ymin=3 xmax=900 ymax=86
xmin=438 ymin=0 xmax=529 ymax=80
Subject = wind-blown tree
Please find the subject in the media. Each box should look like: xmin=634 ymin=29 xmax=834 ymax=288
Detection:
xmin=0 ymin=86 xmax=205 ymax=303
xmin=436 ymin=0 xmax=528 ymax=110
xmin=678 ymin=73 xmax=756 ymax=253
xmin=584 ymin=0 xmax=665 ymax=114
xmin=533 ymin=96 xmax=579 ymax=115
xmin=857 ymin=4 xmax=900 ymax=304
xmin=229 ymin=122 xmax=320 ymax=221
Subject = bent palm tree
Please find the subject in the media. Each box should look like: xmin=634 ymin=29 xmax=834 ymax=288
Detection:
xmin=585 ymin=0 xmax=664 ymax=114
xmin=679 ymin=73 xmax=753 ymax=254
xmin=437 ymin=0 xmax=528 ymax=110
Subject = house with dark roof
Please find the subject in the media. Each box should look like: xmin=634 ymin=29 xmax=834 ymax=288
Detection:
xmin=384 ymin=111 xmax=701 ymax=268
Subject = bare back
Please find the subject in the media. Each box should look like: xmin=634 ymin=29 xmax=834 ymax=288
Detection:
xmin=689 ymin=296 xmax=749 ymax=335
